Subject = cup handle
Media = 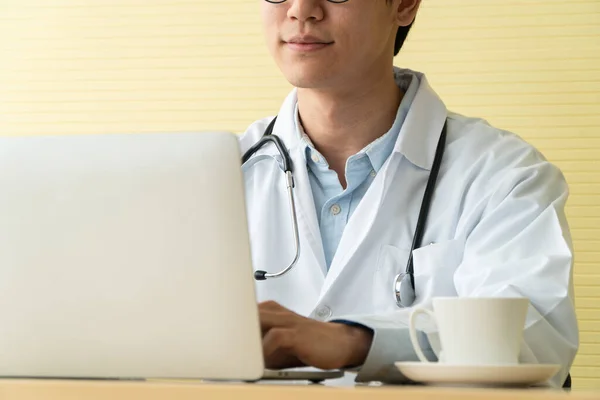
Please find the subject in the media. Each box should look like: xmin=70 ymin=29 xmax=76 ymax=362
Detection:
xmin=408 ymin=307 xmax=436 ymax=363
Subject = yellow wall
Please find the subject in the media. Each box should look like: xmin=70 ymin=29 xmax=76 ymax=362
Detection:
xmin=1 ymin=0 xmax=598 ymax=389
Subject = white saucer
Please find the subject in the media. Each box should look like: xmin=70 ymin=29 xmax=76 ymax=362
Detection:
xmin=394 ymin=362 xmax=561 ymax=387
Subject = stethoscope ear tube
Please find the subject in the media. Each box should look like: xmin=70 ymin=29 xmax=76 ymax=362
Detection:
xmin=242 ymin=117 xmax=301 ymax=281
xmin=255 ymin=169 xmax=300 ymax=280
xmin=241 ymin=117 xmax=294 ymax=174
xmin=395 ymin=121 xmax=447 ymax=308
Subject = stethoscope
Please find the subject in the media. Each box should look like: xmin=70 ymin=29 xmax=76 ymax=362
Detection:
xmin=241 ymin=116 xmax=447 ymax=308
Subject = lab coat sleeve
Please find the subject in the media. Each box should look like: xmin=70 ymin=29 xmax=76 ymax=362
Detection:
xmin=329 ymin=151 xmax=578 ymax=388
xmin=330 ymin=316 xmax=433 ymax=382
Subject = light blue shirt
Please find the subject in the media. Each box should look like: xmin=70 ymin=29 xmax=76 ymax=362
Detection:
xmin=295 ymin=73 xmax=419 ymax=270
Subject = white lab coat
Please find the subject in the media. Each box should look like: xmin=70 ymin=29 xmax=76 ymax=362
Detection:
xmin=239 ymin=68 xmax=578 ymax=388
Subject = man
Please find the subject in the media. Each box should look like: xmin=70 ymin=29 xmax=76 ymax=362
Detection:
xmin=239 ymin=0 xmax=578 ymax=387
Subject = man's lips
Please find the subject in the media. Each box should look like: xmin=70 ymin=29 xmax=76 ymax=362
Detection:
xmin=286 ymin=42 xmax=332 ymax=51
xmin=284 ymin=35 xmax=333 ymax=52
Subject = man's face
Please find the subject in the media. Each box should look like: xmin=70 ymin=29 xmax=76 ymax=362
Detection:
xmin=261 ymin=0 xmax=402 ymax=90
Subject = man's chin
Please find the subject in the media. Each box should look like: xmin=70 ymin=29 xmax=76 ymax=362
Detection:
xmin=280 ymin=68 xmax=336 ymax=90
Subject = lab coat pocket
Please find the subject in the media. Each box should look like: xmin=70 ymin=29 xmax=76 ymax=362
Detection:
xmin=372 ymin=245 xmax=411 ymax=312
xmin=412 ymin=239 xmax=463 ymax=303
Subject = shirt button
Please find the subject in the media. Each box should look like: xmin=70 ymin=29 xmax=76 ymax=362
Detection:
xmin=370 ymin=169 xmax=377 ymax=177
xmin=330 ymin=204 xmax=341 ymax=215
xmin=311 ymin=152 xmax=320 ymax=163
xmin=315 ymin=306 xmax=332 ymax=320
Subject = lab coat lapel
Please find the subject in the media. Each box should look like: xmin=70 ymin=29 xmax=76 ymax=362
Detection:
xmin=289 ymin=146 xmax=328 ymax=276
xmin=318 ymin=154 xmax=401 ymax=299
xmin=318 ymin=71 xmax=448 ymax=299
xmin=273 ymin=91 xmax=328 ymax=280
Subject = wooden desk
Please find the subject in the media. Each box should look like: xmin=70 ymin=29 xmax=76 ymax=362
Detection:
xmin=0 ymin=379 xmax=597 ymax=400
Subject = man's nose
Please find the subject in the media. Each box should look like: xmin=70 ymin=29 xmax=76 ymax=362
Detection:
xmin=287 ymin=0 xmax=325 ymax=23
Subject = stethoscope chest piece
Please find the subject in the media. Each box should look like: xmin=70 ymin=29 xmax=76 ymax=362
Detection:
xmin=394 ymin=272 xmax=416 ymax=308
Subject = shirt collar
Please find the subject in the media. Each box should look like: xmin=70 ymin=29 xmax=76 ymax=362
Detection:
xmin=294 ymin=104 xmax=322 ymax=166
xmin=392 ymin=70 xmax=447 ymax=171
xmin=362 ymin=72 xmax=419 ymax=171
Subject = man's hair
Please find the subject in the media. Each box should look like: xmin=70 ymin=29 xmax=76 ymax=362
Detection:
xmin=386 ymin=0 xmax=415 ymax=56
xmin=394 ymin=22 xmax=414 ymax=56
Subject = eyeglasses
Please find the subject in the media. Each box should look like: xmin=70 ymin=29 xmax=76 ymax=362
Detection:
xmin=265 ymin=0 xmax=349 ymax=3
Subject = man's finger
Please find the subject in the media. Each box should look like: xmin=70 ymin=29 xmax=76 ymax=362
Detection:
xmin=259 ymin=308 xmax=296 ymax=335
xmin=262 ymin=327 xmax=304 ymax=370
xmin=258 ymin=300 xmax=286 ymax=311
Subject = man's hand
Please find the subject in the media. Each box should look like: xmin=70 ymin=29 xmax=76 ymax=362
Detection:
xmin=259 ymin=300 xmax=374 ymax=370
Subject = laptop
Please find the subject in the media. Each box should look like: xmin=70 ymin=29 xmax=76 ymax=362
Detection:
xmin=0 ymin=131 xmax=342 ymax=383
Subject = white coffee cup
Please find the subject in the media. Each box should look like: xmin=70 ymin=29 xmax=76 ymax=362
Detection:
xmin=408 ymin=297 xmax=529 ymax=365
